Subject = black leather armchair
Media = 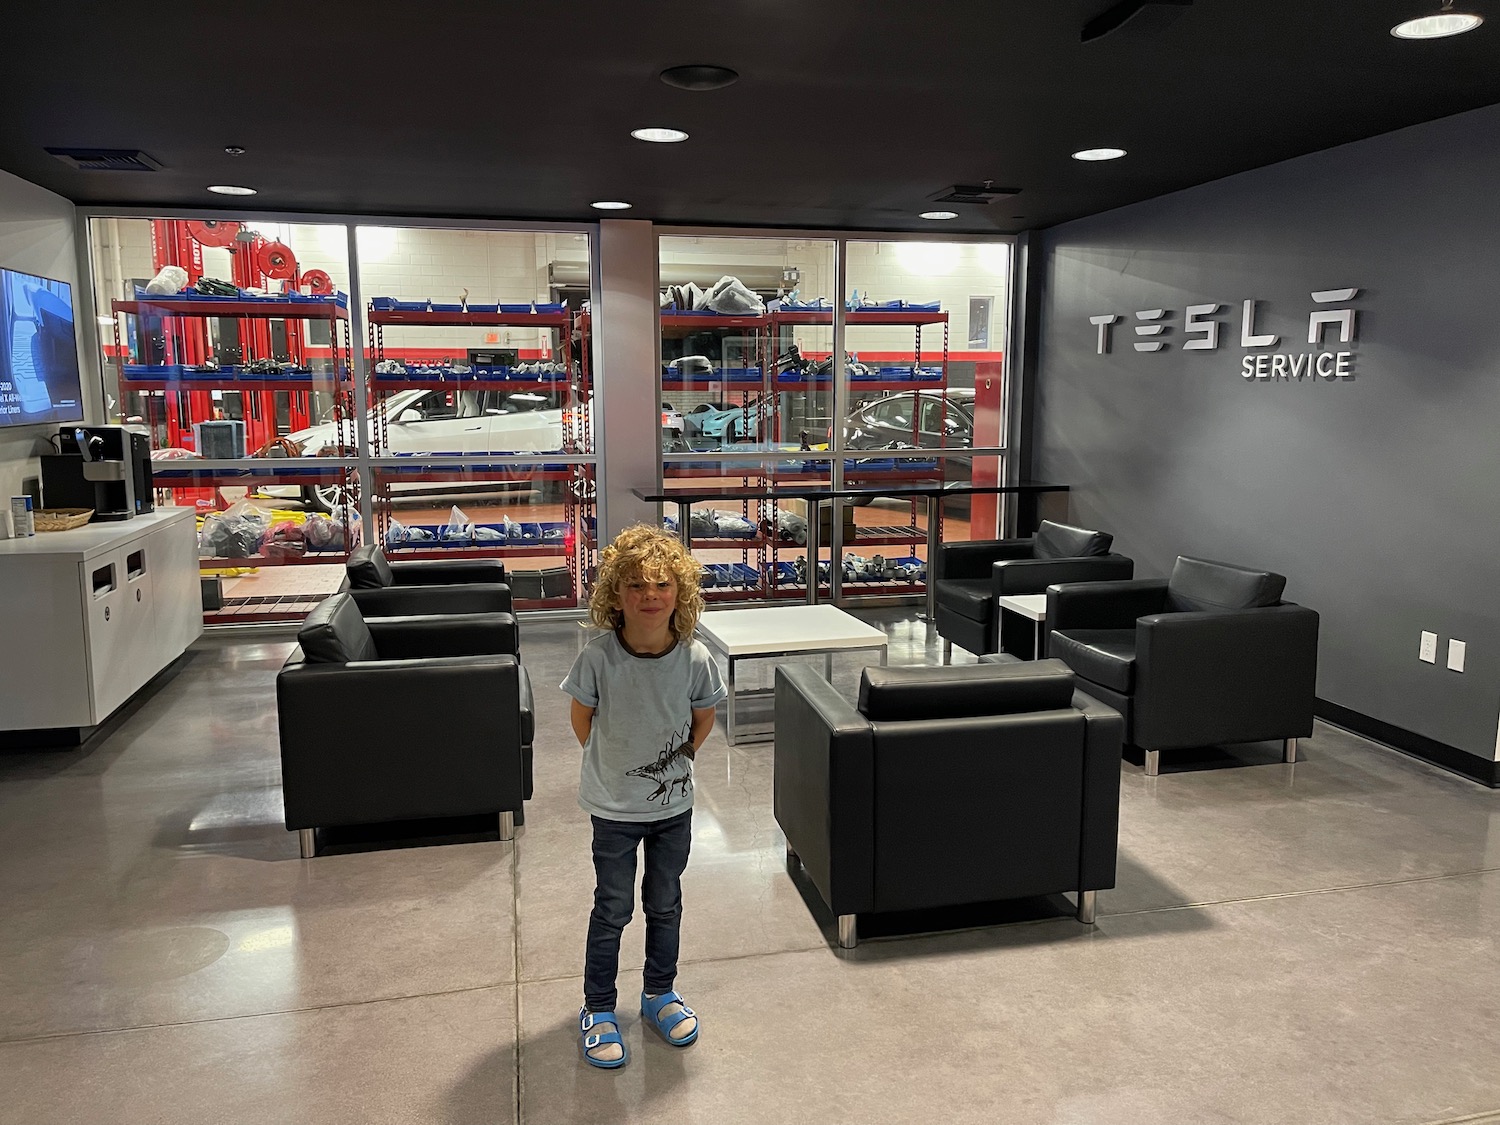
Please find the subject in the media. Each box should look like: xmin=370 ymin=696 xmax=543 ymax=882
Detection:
xmin=276 ymin=593 xmax=533 ymax=857
xmin=344 ymin=545 xmax=513 ymax=618
xmin=773 ymin=658 xmax=1123 ymax=947
xmin=934 ymin=520 xmax=1133 ymax=660
xmin=1047 ymin=556 xmax=1320 ymax=776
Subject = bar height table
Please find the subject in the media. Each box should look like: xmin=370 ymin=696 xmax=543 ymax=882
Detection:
xmin=632 ymin=482 xmax=1070 ymax=620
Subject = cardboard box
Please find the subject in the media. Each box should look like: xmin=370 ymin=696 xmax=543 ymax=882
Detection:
xmin=787 ymin=497 xmax=857 ymax=542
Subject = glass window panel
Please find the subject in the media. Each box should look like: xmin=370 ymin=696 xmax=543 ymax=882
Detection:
xmin=656 ymin=235 xmax=839 ymax=604
xmin=87 ymin=216 xmax=356 ymax=625
xmin=357 ymin=226 xmax=595 ymax=610
xmin=845 ymin=239 xmax=1011 ymax=546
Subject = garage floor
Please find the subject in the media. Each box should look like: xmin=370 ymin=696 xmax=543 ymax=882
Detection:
xmin=2 ymin=611 xmax=1496 ymax=1124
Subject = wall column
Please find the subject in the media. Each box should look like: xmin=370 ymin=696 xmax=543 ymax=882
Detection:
xmin=592 ymin=219 xmax=659 ymax=540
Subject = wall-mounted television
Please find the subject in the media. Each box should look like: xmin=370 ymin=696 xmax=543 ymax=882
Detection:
xmin=0 ymin=266 xmax=84 ymax=428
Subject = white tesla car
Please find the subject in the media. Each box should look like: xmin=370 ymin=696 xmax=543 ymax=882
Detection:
xmin=271 ymin=386 xmax=683 ymax=511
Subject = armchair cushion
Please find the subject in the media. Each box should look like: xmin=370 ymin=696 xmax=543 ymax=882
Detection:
xmin=366 ymin=612 xmax=519 ymax=659
xmin=390 ymin=557 xmax=507 ymax=586
xmin=1048 ymin=629 xmax=1137 ymax=692
xmin=1165 ymin=556 xmax=1286 ymax=612
xmin=349 ymin=582 xmax=513 ymax=618
xmin=346 ymin=545 xmax=396 ymax=589
xmin=1033 ymin=520 xmax=1114 ymax=560
xmin=933 ymin=578 xmax=994 ymax=622
xmin=297 ymin=594 xmax=378 ymax=664
xmin=858 ymin=659 xmax=1075 ymax=721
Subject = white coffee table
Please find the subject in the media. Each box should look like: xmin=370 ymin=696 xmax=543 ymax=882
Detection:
xmin=997 ymin=593 xmax=1047 ymax=658
xmin=697 ymin=605 xmax=889 ymax=745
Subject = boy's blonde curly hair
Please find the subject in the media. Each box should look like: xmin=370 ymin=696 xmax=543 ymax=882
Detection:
xmin=589 ymin=523 xmax=704 ymax=638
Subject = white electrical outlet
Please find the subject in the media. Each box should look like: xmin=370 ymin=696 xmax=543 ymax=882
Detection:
xmin=1419 ymin=631 xmax=1438 ymax=663
xmin=1447 ymin=639 xmax=1466 ymax=672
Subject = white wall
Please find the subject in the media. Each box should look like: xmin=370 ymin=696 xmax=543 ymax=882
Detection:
xmin=0 ymin=169 xmax=89 ymax=528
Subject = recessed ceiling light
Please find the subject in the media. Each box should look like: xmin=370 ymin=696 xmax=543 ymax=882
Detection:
xmin=1391 ymin=2 xmax=1482 ymax=38
xmin=1071 ymin=148 xmax=1127 ymax=161
xmin=659 ymin=65 xmax=739 ymax=91
xmin=918 ymin=211 xmax=959 ymax=220
xmin=631 ymin=127 xmax=689 ymax=143
xmin=223 ymin=145 xmax=246 ymax=156
xmin=207 ymin=184 xmax=256 ymax=196
xmin=590 ymin=200 xmax=632 ymax=210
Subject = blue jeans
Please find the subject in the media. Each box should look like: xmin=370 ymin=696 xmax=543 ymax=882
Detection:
xmin=583 ymin=809 xmax=692 ymax=1012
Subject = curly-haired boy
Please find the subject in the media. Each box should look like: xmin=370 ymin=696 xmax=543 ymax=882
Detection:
xmin=561 ymin=524 xmax=726 ymax=1068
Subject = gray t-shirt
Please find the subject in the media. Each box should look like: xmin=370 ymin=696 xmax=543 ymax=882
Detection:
xmin=561 ymin=630 xmax=728 ymax=823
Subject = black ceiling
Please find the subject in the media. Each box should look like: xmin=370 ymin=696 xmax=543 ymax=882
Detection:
xmin=2 ymin=1 xmax=1498 ymax=233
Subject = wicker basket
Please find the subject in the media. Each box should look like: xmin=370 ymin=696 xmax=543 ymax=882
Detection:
xmin=34 ymin=508 xmax=95 ymax=532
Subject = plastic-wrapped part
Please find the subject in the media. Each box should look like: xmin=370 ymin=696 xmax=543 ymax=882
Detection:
xmin=712 ymin=511 xmax=757 ymax=538
xmin=145 ymin=265 xmax=189 ymax=295
xmin=703 ymin=275 xmax=765 ymax=315
xmin=199 ymin=510 xmax=268 ymax=558
xmin=303 ymin=514 xmax=341 ymax=551
xmin=446 ymin=505 xmax=472 ymax=538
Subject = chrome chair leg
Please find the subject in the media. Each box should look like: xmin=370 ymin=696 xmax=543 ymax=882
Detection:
xmin=942 ymin=639 xmax=953 ymax=665
xmin=837 ymin=914 xmax=857 ymax=949
xmin=499 ymin=811 xmax=515 ymax=842
xmin=1283 ymin=737 xmax=1298 ymax=764
xmin=1076 ymin=890 xmax=1097 ymax=924
xmin=298 ymin=828 xmax=315 ymax=859
xmin=1144 ymin=749 xmax=1160 ymax=777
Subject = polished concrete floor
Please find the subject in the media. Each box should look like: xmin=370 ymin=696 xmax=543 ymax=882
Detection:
xmin=2 ymin=611 xmax=1499 ymax=1124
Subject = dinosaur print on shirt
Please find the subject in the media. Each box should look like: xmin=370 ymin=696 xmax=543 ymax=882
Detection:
xmin=626 ymin=721 xmax=694 ymax=807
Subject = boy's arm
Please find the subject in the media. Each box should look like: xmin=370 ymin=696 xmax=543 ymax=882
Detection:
xmin=687 ymin=705 xmax=715 ymax=757
xmin=570 ymin=698 xmax=595 ymax=747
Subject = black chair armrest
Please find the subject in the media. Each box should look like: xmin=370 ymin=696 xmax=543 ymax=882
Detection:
xmin=773 ymin=664 xmax=875 ymax=916
xmin=517 ymin=663 xmax=534 ymax=747
xmin=1048 ymin=579 xmax=1169 ymax=632
xmin=1133 ymin=604 xmax=1320 ymax=749
xmin=518 ymin=663 xmax=534 ymax=800
xmin=937 ymin=538 xmax=1033 ymax=580
xmin=349 ymin=583 xmax=513 ymax=617
xmin=390 ymin=558 xmax=508 ymax=586
xmin=992 ymin=554 xmax=1134 ymax=596
xmin=367 ymin=613 xmax=519 ymax=659
xmin=276 ymin=655 xmax=525 ymax=828
xmin=1073 ymin=689 xmax=1124 ymax=892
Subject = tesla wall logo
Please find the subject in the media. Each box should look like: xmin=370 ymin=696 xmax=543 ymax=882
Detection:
xmin=1090 ymin=288 xmax=1360 ymax=380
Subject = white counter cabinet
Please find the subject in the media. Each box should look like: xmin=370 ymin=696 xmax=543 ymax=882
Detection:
xmin=0 ymin=507 xmax=202 ymax=735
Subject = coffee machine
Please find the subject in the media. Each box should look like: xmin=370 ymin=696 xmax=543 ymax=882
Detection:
xmin=40 ymin=426 xmax=155 ymax=522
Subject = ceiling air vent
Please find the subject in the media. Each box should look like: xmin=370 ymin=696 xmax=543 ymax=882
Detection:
xmin=45 ymin=148 xmax=163 ymax=172
xmin=930 ymin=182 xmax=1020 ymax=206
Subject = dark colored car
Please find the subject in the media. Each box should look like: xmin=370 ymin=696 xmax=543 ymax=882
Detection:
xmin=843 ymin=389 xmax=975 ymax=466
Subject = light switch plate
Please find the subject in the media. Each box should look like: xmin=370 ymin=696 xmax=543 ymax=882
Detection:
xmin=1447 ymin=639 xmax=1466 ymax=672
xmin=1419 ymin=631 xmax=1438 ymax=663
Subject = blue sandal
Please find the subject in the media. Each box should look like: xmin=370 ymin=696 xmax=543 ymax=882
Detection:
xmin=641 ymin=990 xmax=699 ymax=1046
xmin=579 ymin=1007 xmax=627 ymax=1069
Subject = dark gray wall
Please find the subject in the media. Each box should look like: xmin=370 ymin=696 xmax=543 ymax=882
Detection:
xmin=1034 ymin=103 xmax=1500 ymax=765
